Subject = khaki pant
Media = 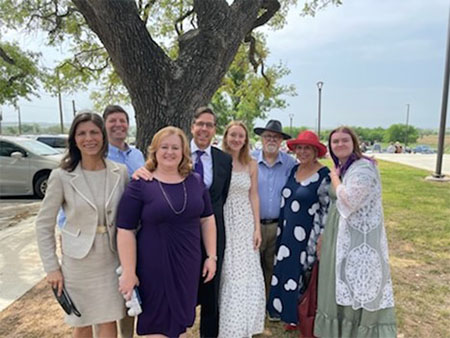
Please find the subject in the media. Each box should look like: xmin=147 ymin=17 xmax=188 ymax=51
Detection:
xmin=259 ymin=222 xmax=278 ymax=300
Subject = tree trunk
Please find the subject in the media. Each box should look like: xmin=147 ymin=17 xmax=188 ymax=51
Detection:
xmin=72 ymin=0 xmax=276 ymax=151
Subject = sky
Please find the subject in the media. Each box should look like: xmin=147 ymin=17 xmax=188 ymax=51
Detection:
xmin=1 ymin=0 xmax=449 ymax=131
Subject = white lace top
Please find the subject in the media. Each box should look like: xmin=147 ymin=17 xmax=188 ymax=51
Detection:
xmin=335 ymin=158 xmax=395 ymax=311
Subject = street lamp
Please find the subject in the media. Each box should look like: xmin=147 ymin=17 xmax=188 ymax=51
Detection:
xmin=289 ymin=113 xmax=294 ymax=136
xmin=316 ymin=81 xmax=324 ymax=139
xmin=404 ymin=104 xmax=410 ymax=147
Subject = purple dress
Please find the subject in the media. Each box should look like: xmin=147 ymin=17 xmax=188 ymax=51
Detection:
xmin=116 ymin=173 xmax=213 ymax=337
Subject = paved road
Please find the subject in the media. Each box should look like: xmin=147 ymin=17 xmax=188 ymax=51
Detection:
xmin=373 ymin=153 xmax=450 ymax=176
xmin=0 ymin=214 xmax=46 ymax=312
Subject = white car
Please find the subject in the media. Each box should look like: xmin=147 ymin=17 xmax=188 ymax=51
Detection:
xmin=0 ymin=136 xmax=63 ymax=198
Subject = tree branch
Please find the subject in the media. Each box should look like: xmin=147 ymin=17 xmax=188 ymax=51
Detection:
xmin=175 ymin=8 xmax=195 ymax=36
xmin=0 ymin=46 xmax=15 ymax=65
xmin=27 ymin=4 xmax=79 ymax=35
xmin=7 ymin=73 xmax=27 ymax=85
xmin=251 ymin=0 xmax=280 ymax=31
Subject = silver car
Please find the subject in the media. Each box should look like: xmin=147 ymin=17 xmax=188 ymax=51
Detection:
xmin=0 ymin=136 xmax=63 ymax=198
xmin=22 ymin=134 xmax=68 ymax=153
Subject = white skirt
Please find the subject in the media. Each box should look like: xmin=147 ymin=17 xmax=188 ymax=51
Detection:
xmin=61 ymin=233 xmax=125 ymax=327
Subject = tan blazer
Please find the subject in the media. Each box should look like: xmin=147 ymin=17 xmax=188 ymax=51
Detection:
xmin=35 ymin=159 xmax=129 ymax=273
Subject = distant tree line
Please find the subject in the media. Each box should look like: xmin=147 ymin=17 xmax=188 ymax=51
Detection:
xmin=3 ymin=123 xmax=447 ymax=146
xmin=283 ymin=124 xmax=449 ymax=145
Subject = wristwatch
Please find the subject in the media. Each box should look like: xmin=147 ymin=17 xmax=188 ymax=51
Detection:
xmin=207 ymin=255 xmax=218 ymax=262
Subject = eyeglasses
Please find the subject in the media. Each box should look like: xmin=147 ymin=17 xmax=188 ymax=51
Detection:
xmin=194 ymin=121 xmax=216 ymax=129
xmin=262 ymin=134 xmax=282 ymax=141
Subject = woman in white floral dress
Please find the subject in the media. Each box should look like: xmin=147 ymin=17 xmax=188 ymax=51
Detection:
xmin=314 ymin=126 xmax=397 ymax=338
xmin=218 ymin=121 xmax=265 ymax=338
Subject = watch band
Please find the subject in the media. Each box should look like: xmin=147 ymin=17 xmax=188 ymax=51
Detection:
xmin=207 ymin=255 xmax=218 ymax=261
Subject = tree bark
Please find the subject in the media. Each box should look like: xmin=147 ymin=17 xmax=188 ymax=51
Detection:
xmin=72 ymin=0 xmax=278 ymax=151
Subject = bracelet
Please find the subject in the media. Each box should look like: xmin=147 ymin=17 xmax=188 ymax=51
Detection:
xmin=206 ymin=255 xmax=218 ymax=262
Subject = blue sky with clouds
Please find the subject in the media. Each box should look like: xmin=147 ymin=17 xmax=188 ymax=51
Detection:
xmin=1 ymin=0 xmax=449 ymax=131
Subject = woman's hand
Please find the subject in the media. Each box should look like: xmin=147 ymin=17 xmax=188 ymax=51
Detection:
xmin=119 ymin=272 xmax=139 ymax=301
xmin=131 ymin=166 xmax=153 ymax=181
xmin=253 ymin=229 xmax=262 ymax=250
xmin=202 ymin=258 xmax=217 ymax=283
xmin=330 ymin=166 xmax=341 ymax=189
xmin=47 ymin=269 xmax=64 ymax=296
xmin=316 ymin=235 xmax=323 ymax=261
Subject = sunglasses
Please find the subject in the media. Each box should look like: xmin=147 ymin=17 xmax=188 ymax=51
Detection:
xmin=52 ymin=286 xmax=81 ymax=317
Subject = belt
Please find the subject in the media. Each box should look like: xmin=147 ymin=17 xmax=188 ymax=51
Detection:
xmin=261 ymin=218 xmax=279 ymax=225
xmin=96 ymin=225 xmax=108 ymax=234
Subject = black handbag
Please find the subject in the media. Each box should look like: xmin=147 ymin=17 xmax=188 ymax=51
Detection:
xmin=52 ymin=286 xmax=81 ymax=317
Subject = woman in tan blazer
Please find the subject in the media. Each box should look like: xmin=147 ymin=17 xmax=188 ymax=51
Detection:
xmin=35 ymin=112 xmax=129 ymax=338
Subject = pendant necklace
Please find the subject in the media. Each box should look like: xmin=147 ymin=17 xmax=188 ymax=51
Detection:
xmin=158 ymin=179 xmax=187 ymax=215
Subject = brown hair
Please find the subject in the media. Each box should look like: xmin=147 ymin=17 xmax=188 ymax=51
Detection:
xmin=61 ymin=111 xmax=108 ymax=172
xmin=102 ymin=105 xmax=129 ymax=123
xmin=222 ymin=121 xmax=252 ymax=165
xmin=328 ymin=126 xmax=363 ymax=160
xmin=145 ymin=126 xmax=192 ymax=177
xmin=328 ymin=126 xmax=376 ymax=176
xmin=192 ymin=106 xmax=217 ymax=125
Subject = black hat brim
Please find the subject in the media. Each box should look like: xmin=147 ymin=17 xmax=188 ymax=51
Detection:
xmin=254 ymin=127 xmax=291 ymax=140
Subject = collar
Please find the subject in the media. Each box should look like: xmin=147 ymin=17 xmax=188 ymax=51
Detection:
xmin=190 ymin=139 xmax=212 ymax=158
xmin=109 ymin=142 xmax=131 ymax=155
xmin=257 ymin=149 xmax=283 ymax=165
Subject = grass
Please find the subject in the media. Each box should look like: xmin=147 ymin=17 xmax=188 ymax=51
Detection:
xmin=0 ymin=160 xmax=449 ymax=337
xmin=379 ymin=161 xmax=450 ymax=338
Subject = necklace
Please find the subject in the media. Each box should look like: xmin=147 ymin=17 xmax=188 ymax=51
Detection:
xmin=158 ymin=179 xmax=187 ymax=215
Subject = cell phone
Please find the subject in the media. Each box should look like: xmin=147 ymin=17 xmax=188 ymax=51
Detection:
xmin=52 ymin=286 xmax=81 ymax=317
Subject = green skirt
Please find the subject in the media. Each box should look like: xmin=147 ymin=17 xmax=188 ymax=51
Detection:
xmin=314 ymin=200 xmax=397 ymax=338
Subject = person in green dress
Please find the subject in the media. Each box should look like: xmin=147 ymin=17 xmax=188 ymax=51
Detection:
xmin=314 ymin=126 xmax=397 ymax=338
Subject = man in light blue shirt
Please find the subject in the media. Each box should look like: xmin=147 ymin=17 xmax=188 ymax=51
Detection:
xmin=103 ymin=105 xmax=145 ymax=176
xmin=252 ymin=120 xmax=296 ymax=303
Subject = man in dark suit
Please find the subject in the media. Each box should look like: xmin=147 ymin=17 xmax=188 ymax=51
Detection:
xmin=190 ymin=107 xmax=232 ymax=338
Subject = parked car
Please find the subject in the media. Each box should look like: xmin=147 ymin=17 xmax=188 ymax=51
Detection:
xmin=0 ymin=136 xmax=63 ymax=198
xmin=413 ymin=145 xmax=436 ymax=154
xmin=23 ymin=134 xmax=68 ymax=153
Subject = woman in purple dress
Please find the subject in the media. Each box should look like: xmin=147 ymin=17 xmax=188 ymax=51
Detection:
xmin=116 ymin=126 xmax=217 ymax=338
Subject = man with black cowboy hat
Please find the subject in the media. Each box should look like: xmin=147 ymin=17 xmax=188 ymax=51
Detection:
xmin=252 ymin=120 xmax=296 ymax=307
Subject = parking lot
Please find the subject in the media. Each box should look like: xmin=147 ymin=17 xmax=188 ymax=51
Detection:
xmin=373 ymin=153 xmax=450 ymax=176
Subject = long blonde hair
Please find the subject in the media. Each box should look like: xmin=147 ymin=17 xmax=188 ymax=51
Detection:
xmin=145 ymin=126 xmax=192 ymax=177
xmin=222 ymin=121 xmax=252 ymax=165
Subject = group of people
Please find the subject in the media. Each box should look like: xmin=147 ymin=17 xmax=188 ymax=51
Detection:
xmin=35 ymin=105 xmax=397 ymax=338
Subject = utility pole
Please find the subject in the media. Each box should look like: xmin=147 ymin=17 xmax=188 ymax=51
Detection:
xmin=72 ymin=100 xmax=76 ymax=117
xmin=433 ymin=6 xmax=450 ymax=179
xmin=17 ymin=106 xmax=22 ymax=135
xmin=0 ymin=108 xmax=2 ymax=135
xmin=57 ymin=70 xmax=64 ymax=133
xmin=404 ymin=104 xmax=410 ymax=147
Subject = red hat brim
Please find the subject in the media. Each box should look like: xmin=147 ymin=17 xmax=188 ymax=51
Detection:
xmin=287 ymin=139 xmax=327 ymax=157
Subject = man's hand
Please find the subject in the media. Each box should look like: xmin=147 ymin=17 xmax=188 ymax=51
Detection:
xmin=132 ymin=166 xmax=153 ymax=181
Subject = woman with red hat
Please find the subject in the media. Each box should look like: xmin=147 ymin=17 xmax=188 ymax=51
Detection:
xmin=267 ymin=130 xmax=330 ymax=329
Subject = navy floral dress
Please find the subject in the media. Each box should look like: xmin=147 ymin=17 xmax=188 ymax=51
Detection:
xmin=267 ymin=164 xmax=330 ymax=324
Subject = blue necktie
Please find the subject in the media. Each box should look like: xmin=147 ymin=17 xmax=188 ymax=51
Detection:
xmin=194 ymin=150 xmax=205 ymax=180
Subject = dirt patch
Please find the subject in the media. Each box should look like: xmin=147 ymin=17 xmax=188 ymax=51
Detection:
xmin=0 ymin=202 xmax=41 ymax=231
xmin=0 ymin=279 xmax=71 ymax=338
xmin=0 ymin=279 xmax=292 ymax=338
